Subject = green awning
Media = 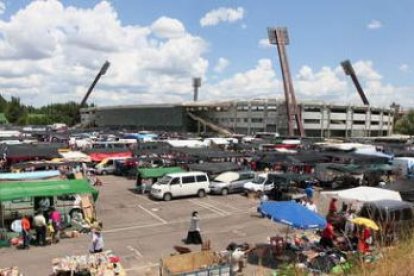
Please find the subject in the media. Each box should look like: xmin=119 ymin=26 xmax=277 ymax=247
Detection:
xmin=137 ymin=167 xmax=184 ymax=179
xmin=0 ymin=179 xmax=99 ymax=202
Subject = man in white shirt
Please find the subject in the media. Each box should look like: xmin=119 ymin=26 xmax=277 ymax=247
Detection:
xmin=33 ymin=212 xmax=47 ymax=246
xmin=305 ymin=199 xmax=318 ymax=213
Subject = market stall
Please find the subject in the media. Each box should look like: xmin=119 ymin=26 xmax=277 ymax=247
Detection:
xmin=51 ymin=251 xmax=125 ymax=276
xmin=0 ymin=267 xmax=22 ymax=276
xmin=160 ymin=250 xmax=231 ymax=276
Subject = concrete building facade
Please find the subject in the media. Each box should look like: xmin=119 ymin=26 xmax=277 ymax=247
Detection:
xmin=80 ymin=99 xmax=394 ymax=138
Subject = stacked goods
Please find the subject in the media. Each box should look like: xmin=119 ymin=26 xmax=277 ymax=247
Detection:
xmin=51 ymin=251 xmax=124 ymax=276
xmin=0 ymin=267 xmax=22 ymax=276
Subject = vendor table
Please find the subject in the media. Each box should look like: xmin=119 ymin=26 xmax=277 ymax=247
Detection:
xmin=51 ymin=250 xmax=125 ymax=276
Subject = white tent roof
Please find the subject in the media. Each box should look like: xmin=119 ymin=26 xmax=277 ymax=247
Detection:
xmin=322 ymin=186 xmax=402 ymax=203
xmin=59 ymin=151 xmax=91 ymax=162
xmin=166 ymin=139 xmax=207 ymax=148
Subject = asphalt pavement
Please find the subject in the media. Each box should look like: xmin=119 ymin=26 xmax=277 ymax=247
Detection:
xmin=0 ymin=175 xmax=284 ymax=275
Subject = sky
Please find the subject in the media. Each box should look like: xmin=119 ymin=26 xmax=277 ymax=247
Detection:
xmin=0 ymin=0 xmax=412 ymax=108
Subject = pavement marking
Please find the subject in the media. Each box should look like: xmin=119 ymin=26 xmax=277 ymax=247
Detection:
xmin=197 ymin=200 xmax=232 ymax=216
xmin=127 ymin=245 xmax=143 ymax=258
xmin=188 ymin=199 xmax=230 ymax=216
xmin=138 ymin=204 xmax=168 ymax=224
xmin=204 ymin=198 xmax=243 ymax=211
xmin=103 ymin=222 xmax=165 ymax=233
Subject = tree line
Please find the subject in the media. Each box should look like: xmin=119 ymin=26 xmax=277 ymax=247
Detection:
xmin=0 ymin=94 xmax=93 ymax=126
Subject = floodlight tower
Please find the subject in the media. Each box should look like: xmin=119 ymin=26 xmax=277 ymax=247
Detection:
xmin=268 ymin=27 xmax=305 ymax=137
xmin=193 ymin=77 xmax=201 ymax=101
xmin=341 ymin=60 xmax=370 ymax=106
xmin=80 ymin=61 xmax=111 ymax=107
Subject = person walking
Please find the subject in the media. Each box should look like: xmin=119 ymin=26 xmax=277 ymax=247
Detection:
xmin=33 ymin=212 xmax=47 ymax=246
xmin=49 ymin=208 xmax=61 ymax=243
xmin=186 ymin=211 xmax=203 ymax=245
xmin=21 ymin=215 xmax=31 ymax=249
xmin=89 ymin=227 xmax=104 ymax=253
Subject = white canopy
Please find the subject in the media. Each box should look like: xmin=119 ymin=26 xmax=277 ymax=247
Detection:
xmin=166 ymin=139 xmax=207 ymax=148
xmin=59 ymin=151 xmax=91 ymax=162
xmin=322 ymin=186 xmax=402 ymax=203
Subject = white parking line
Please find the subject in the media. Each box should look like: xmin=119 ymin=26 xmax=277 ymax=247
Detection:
xmin=127 ymin=245 xmax=143 ymax=258
xmin=205 ymin=198 xmax=242 ymax=211
xmin=138 ymin=204 xmax=168 ymax=224
xmin=103 ymin=222 xmax=165 ymax=233
xmin=188 ymin=199 xmax=230 ymax=216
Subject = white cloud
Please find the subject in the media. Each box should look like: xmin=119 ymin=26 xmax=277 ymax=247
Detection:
xmin=0 ymin=0 xmax=209 ymax=106
xmin=367 ymin=19 xmax=383 ymax=30
xmin=200 ymin=7 xmax=244 ymax=27
xmin=213 ymin=57 xmax=229 ymax=73
xmin=0 ymin=1 xmax=5 ymax=15
xmin=399 ymin=64 xmax=410 ymax=73
xmin=204 ymin=59 xmax=282 ymax=100
xmin=151 ymin=16 xmax=186 ymax=39
xmin=258 ymin=38 xmax=272 ymax=49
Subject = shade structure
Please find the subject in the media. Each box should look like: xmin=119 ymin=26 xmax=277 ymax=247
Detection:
xmin=0 ymin=170 xmax=60 ymax=181
xmin=322 ymin=186 xmax=402 ymax=203
xmin=0 ymin=179 xmax=99 ymax=202
xmin=259 ymin=201 xmax=327 ymax=230
xmin=137 ymin=167 xmax=184 ymax=179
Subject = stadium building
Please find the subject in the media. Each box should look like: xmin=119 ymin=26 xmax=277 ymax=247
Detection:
xmin=80 ymin=99 xmax=395 ymax=138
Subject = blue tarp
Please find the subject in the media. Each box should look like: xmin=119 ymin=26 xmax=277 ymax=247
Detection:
xmin=259 ymin=201 xmax=327 ymax=230
xmin=0 ymin=170 xmax=61 ymax=181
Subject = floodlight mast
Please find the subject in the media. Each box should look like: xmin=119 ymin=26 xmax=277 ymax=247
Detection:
xmin=341 ymin=60 xmax=370 ymax=106
xmin=193 ymin=77 xmax=201 ymax=101
xmin=80 ymin=61 xmax=111 ymax=107
xmin=268 ymin=27 xmax=305 ymax=137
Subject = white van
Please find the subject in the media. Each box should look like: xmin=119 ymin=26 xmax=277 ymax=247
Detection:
xmin=243 ymin=173 xmax=274 ymax=194
xmin=150 ymin=172 xmax=210 ymax=201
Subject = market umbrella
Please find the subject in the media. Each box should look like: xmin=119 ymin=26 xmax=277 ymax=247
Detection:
xmin=259 ymin=201 xmax=327 ymax=230
xmin=351 ymin=217 xmax=379 ymax=231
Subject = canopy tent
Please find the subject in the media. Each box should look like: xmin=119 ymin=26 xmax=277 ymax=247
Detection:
xmin=0 ymin=143 xmax=64 ymax=163
xmin=87 ymin=151 xmax=132 ymax=162
xmin=59 ymin=151 xmax=91 ymax=162
xmin=386 ymin=179 xmax=414 ymax=203
xmin=187 ymin=162 xmax=240 ymax=176
xmin=137 ymin=167 xmax=184 ymax=179
xmin=0 ymin=179 xmax=99 ymax=202
xmin=259 ymin=201 xmax=327 ymax=230
xmin=322 ymin=186 xmax=402 ymax=203
xmin=0 ymin=170 xmax=61 ymax=181
xmin=166 ymin=139 xmax=207 ymax=149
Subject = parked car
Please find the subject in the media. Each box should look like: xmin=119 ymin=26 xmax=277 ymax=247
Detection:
xmin=243 ymin=173 xmax=273 ymax=194
xmin=150 ymin=171 xmax=210 ymax=201
xmin=209 ymin=171 xmax=255 ymax=195
xmin=95 ymin=157 xmax=129 ymax=175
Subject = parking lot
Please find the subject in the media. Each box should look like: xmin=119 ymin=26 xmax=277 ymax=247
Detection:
xmin=0 ymin=175 xmax=284 ymax=275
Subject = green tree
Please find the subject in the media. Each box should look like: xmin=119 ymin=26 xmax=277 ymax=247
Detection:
xmin=0 ymin=94 xmax=7 ymax=112
xmin=5 ymin=97 xmax=26 ymax=124
xmin=395 ymin=110 xmax=414 ymax=135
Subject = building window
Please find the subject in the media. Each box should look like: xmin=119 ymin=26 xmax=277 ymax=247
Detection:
xmin=353 ymin=120 xmax=366 ymax=125
xmin=304 ymin=119 xmax=320 ymax=124
xmin=304 ymin=107 xmax=321 ymax=112
xmin=244 ymin=118 xmax=249 ymax=123
xmin=251 ymin=118 xmax=263 ymax=123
